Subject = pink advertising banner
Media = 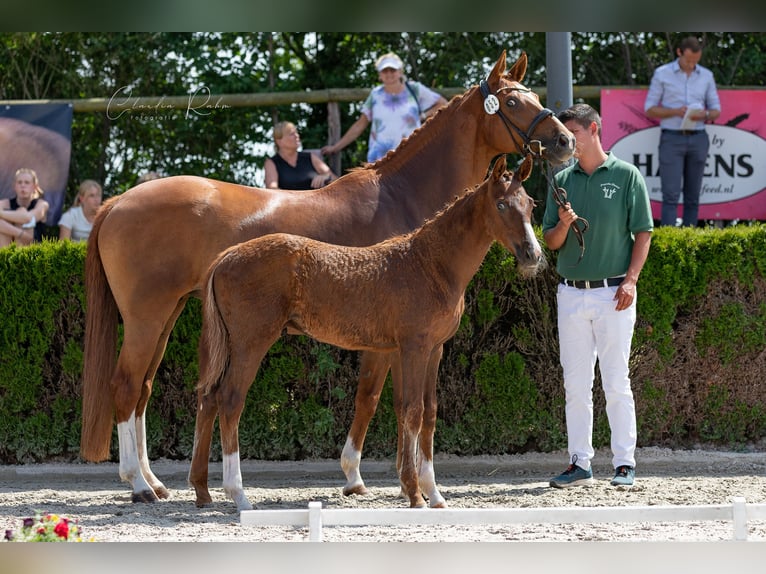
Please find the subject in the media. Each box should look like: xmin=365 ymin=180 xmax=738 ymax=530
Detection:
xmin=601 ymin=89 xmax=766 ymax=221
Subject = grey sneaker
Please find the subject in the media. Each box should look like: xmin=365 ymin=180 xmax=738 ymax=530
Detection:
xmin=611 ymin=465 xmax=635 ymax=486
xmin=549 ymin=456 xmax=594 ymax=488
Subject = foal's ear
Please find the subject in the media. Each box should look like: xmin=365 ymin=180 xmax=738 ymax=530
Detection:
xmin=491 ymin=155 xmax=507 ymax=180
xmin=514 ymin=154 xmax=534 ymax=182
xmin=487 ymin=50 xmax=507 ymax=85
xmin=506 ymin=51 xmax=528 ymax=83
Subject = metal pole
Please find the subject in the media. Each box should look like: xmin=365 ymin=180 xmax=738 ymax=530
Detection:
xmin=545 ymin=32 xmax=573 ymax=115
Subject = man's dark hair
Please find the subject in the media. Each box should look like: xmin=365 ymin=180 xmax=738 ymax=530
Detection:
xmin=678 ymin=36 xmax=703 ymax=53
xmin=557 ymin=103 xmax=602 ymax=137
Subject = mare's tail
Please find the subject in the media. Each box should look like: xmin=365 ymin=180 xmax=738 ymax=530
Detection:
xmin=80 ymin=198 xmax=120 ymax=461
xmin=197 ymin=257 xmax=231 ymax=396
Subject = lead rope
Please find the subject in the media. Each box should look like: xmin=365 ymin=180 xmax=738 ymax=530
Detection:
xmin=540 ymin=158 xmax=589 ymax=265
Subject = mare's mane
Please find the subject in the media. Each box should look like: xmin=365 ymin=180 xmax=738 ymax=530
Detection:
xmin=346 ymin=85 xmax=475 ymax=175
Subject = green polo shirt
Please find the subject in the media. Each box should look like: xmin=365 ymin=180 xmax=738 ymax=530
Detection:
xmin=542 ymin=152 xmax=653 ymax=281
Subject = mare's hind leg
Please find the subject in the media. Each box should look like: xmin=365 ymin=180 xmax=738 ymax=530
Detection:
xmin=417 ymin=345 xmax=446 ymax=508
xmin=341 ymin=350 xmax=394 ymax=496
xmin=132 ymin=297 xmax=189 ymax=501
xmin=114 ymin=300 xmax=186 ymax=503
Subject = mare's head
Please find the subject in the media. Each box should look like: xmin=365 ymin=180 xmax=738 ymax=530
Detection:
xmin=485 ymin=154 xmax=543 ymax=277
xmin=480 ymin=51 xmax=574 ymax=165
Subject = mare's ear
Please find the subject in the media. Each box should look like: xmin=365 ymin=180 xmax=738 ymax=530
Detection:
xmin=491 ymin=155 xmax=507 ymax=180
xmin=487 ymin=50 xmax=507 ymax=86
xmin=506 ymin=51 xmax=528 ymax=83
xmin=515 ymin=154 xmax=534 ymax=182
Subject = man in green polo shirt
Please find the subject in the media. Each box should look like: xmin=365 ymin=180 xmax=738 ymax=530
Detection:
xmin=542 ymin=103 xmax=653 ymax=488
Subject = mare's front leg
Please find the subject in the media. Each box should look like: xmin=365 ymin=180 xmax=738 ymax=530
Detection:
xmin=341 ymin=350 xmax=394 ymax=496
xmin=417 ymin=345 xmax=446 ymax=508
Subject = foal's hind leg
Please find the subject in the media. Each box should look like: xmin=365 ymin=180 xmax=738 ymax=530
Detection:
xmin=341 ymin=351 xmax=394 ymax=496
xmin=188 ymin=388 xmax=218 ymax=507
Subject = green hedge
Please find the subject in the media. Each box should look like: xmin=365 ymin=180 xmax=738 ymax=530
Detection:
xmin=2 ymin=225 xmax=766 ymax=464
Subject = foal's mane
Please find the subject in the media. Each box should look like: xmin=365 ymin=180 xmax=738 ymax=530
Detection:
xmin=375 ymin=168 xmax=515 ymax=250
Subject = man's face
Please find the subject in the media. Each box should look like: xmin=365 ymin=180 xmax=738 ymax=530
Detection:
xmin=678 ymin=48 xmax=702 ymax=70
xmin=563 ymin=120 xmax=594 ymax=158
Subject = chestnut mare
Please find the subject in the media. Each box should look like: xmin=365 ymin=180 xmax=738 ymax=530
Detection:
xmin=197 ymin=155 xmax=539 ymax=510
xmin=80 ymin=51 xmax=574 ymax=504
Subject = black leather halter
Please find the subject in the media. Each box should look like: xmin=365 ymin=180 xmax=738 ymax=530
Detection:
xmin=480 ymin=78 xmax=554 ymax=158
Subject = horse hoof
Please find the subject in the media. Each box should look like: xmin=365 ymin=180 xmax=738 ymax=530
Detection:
xmin=195 ymin=493 xmax=213 ymax=508
xmin=430 ymin=500 xmax=447 ymax=509
xmin=343 ymin=483 xmax=369 ymax=496
xmin=154 ymin=485 xmax=171 ymax=500
xmin=409 ymin=500 xmax=428 ymax=509
xmin=131 ymin=489 xmax=159 ymax=503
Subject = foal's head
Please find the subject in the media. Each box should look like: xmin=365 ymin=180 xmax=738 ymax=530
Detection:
xmin=486 ymin=154 xmax=543 ymax=277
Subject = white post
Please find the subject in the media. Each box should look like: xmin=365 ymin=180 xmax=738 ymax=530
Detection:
xmin=308 ymin=501 xmax=323 ymax=542
xmin=731 ymin=497 xmax=748 ymax=540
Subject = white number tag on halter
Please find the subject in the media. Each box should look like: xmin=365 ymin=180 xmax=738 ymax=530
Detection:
xmin=484 ymin=94 xmax=500 ymax=115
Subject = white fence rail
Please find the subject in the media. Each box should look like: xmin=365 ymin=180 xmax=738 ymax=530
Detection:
xmin=241 ymin=497 xmax=766 ymax=542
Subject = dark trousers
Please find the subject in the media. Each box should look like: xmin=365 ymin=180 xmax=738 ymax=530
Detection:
xmin=658 ymin=130 xmax=710 ymax=227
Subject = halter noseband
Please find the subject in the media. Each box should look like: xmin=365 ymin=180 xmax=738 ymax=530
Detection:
xmin=480 ymin=78 xmax=554 ymax=157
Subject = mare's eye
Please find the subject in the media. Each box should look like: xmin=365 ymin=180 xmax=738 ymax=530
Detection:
xmin=506 ymin=98 xmax=517 ymax=108
xmin=497 ymin=201 xmax=507 ymax=211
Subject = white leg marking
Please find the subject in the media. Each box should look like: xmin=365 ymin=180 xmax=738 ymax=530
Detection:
xmin=223 ymin=452 xmax=252 ymax=511
xmin=341 ymin=436 xmax=366 ymax=493
xmin=135 ymin=413 xmax=168 ymax=495
xmin=418 ymin=449 xmax=446 ymax=508
xmin=117 ymin=412 xmax=154 ymax=496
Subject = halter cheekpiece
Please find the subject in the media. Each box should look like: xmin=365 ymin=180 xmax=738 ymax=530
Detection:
xmin=480 ymin=78 xmax=554 ymax=158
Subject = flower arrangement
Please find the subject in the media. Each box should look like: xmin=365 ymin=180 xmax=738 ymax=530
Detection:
xmin=4 ymin=511 xmax=86 ymax=542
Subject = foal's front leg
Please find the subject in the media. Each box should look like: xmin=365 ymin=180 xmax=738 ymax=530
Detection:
xmin=397 ymin=350 xmax=428 ymax=508
xmin=416 ymin=345 xmax=446 ymax=508
xmin=341 ymin=351 xmax=394 ymax=496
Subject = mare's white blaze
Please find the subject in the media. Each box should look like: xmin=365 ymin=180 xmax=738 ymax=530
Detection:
xmin=117 ymin=412 xmax=153 ymax=494
xmin=417 ymin=448 xmax=446 ymax=508
xmin=340 ymin=436 xmax=365 ymax=491
xmin=223 ymin=452 xmax=253 ymax=511
xmin=240 ymin=196 xmax=283 ymax=225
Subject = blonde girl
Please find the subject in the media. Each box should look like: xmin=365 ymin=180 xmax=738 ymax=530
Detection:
xmin=59 ymin=179 xmax=103 ymax=242
xmin=0 ymin=168 xmax=49 ymax=247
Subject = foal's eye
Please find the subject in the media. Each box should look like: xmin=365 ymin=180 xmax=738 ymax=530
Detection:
xmin=497 ymin=201 xmax=507 ymax=211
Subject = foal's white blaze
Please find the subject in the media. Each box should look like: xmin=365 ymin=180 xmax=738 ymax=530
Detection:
xmin=223 ymin=452 xmax=253 ymax=511
xmin=524 ymin=221 xmax=542 ymax=259
xmin=418 ymin=447 xmax=446 ymax=508
xmin=340 ymin=436 xmax=365 ymax=492
xmin=117 ymin=412 xmax=154 ymax=495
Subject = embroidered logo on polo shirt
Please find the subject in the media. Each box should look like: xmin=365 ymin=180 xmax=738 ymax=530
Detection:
xmin=601 ymin=182 xmax=619 ymax=199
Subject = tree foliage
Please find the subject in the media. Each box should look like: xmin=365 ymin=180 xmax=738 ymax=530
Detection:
xmin=1 ymin=32 xmax=764 ymax=209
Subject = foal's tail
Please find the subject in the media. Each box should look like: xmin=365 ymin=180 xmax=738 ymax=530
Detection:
xmin=197 ymin=257 xmax=231 ymax=396
xmin=80 ymin=198 xmax=119 ymax=462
